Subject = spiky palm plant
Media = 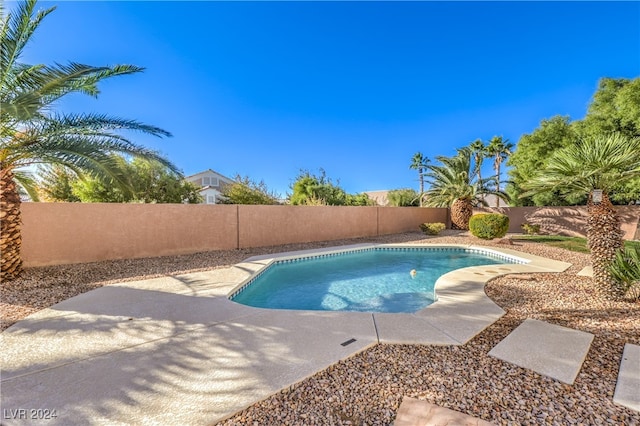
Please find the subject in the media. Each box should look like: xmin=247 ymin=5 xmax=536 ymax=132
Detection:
xmin=486 ymin=136 xmax=514 ymax=207
xmin=522 ymin=133 xmax=640 ymax=293
xmin=423 ymin=147 xmax=508 ymax=230
xmin=609 ymin=246 xmax=640 ymax=301
xmin=0 ymin=0 xmax=174 ymax=280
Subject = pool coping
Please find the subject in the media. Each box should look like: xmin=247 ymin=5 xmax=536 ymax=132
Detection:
xmin=229 ymin=243 xmax=572 ymax=345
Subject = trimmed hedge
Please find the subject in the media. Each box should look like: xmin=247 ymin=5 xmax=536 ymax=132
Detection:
xmin=419 ymin=222 xmax=446 ymax=235
xmin=469 ymin=213 xmax=509 ymax=240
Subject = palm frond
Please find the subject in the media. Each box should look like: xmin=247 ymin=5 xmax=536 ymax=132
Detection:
xmin=1 ymin=63 xmax=146 ymax=121
xmin=39 ymin=62 xmax=145 ymax=103
xmin=522 ymin=133 xmax=640 ymax=200
xmin=0 ymin=0 xmax=55 ymax=89
xmin=43 ymin=113 xmax=172 ymax=138
xmin=12 ymin=168 xmax=39 ymax=201
xmin=423 ymin=147 xmax=508 ymax=207
xmin=1 ymin=1 xmax=175 ymax=200
xmin=5 ymin=112 xmax=175 ymax=171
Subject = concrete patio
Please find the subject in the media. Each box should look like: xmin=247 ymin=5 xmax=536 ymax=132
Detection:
xmin=1 ymin=244 xmax=589 ymax=425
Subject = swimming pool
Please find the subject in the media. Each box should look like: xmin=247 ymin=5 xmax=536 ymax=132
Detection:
xmin=230 ymin=247 xmax=522 ymax=313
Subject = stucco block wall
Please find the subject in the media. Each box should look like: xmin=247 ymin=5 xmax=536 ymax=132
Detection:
xmin=238 ymin=205 xmax=379 ymax=248
xmin=20 ymin=204 xmax=442 ymax=266
xmin=474 ymin=206 xmax=639 ymax=240
xmin=19 ymin=203 xmax=638 ymax=267
xmin=377 ymin=207 xmax=448 ymax=235
xmin=21 ymin=203 xmax=239 ymax=267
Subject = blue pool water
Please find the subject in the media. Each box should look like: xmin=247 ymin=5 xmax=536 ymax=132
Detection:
xmin=231 ymin=248 xmax=514 ymax=313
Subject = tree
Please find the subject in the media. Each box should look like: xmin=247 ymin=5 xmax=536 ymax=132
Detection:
xmin=468 ymin=138 xmax=487 ymax=204
xmin=68 ymin=154 xmax=133 ymax=202
xmin=68 ymin=157 xmax=202 ymax=204
xmin=131 ymin=159 xmax=202 ymax=204
xmin=610 ymin=178 xmax=640 ymax=205
xmin=409 ymin=152 xmax=429 ymax=207
xmin=423 ymin=147 xmax=508 ymax=230
xmin=507 ymin=78 xmax=640 ymax=206
xmin=289 ymin=170 xmax=344 ymax=205
xmin=522 ymin=133 xmax=640 ymax=294
xmin=507 ymin=116 xmax=580 ymax=206
xmin=289 ymin=169 xmax=373 ymax=206
xmin=219 ymin=175 xmax=280 ymax=205
xmin=468 ymin=139 xmax=487 ymax=183
xmin=485 ymin=136 xmax=513 ymax=207
xmin=0 ymin=0 xmax=174 ymax=280
xmin=574 ymin=77 xmax=640 ymax=140
xmin=37 ymin=165 xmax=80 ymax=202
xmin=345 ymin=192 xmax=375 ymax=206
xmin=387 ymin=188 xmax=420 ymax=207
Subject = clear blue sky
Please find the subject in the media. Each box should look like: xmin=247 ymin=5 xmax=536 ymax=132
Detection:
xmin=21 ymin=1 xmax=640 ymax=196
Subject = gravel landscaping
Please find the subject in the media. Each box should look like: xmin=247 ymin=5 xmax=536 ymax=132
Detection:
xmin=2 ymin=231 xmax=639 ymax=425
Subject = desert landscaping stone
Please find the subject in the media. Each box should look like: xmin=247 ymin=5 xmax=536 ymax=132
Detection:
xmin=488 ymin=318 xmax=595 ymax=384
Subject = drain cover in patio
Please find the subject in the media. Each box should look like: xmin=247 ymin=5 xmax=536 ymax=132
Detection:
xmin=488 ymin=319 xmax=594 ymax=385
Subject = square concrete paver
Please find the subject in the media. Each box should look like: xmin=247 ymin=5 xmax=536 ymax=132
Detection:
xmin=394 ymin=397 xmax=495 ymax=426
xmin=488 ymin=319 xmax=594 ymax=385
xmin=614 ymin=343 xmax=640 ymax=412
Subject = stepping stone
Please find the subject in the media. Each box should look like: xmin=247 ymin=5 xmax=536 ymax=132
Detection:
xmin=395 ymin=397 xmax=495 ymax=426
xmin=488 ymin=319 xmax=594 ymax=385
xmin=614 ymin=343 xmax=640 ymax=412
xmin=577 ymin=265 xmax=593 ymax=277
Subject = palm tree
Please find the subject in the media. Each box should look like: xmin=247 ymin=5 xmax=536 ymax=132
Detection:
xmin=486 ymin=136 xmax=514 ymax=207
xmin=0 ymin=0 xmax=174 ymax=280
xmin=423 ymin=147 xmax=508 ymax=230
xmin=468 ymin=139 xmax=487 ymax=182
xmin=409 ymin=152 xmax=429 ymax=206
xmin=469 ymin=138 xmax=487 ymax=204
xmin=522 ymin=133 xmax=640 ymax=293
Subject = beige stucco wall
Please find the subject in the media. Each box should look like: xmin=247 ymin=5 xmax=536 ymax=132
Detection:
xmin=19 ymin=203 xmax=638 ymax=267
xmin=377 ymin=207 xmax=449 ymax=235
xmin=21 ymin=203 xmax=239 ymax=267
xmin=20 ymin=204 xmax=442 ymax=266
xmin=237 ymin=205 xmax=379 ymax=248
xmin=474 ymin=206 xmax=640 ymax=240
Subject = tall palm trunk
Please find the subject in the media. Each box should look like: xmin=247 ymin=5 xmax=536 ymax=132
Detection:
xmin=587 ymin=191 xmax=623 ymax=292
xmin=0 ymin=165 xmax=23 ymax=281
xmin=451 ymin=197 xmax=473 ymax=230
xmin=476 ymin=156 xmax=484 ymax=205
xmin=476 ymin=165 xmax=486 ymax=206
xmin=495 ymin=162 xmax=501 ymax=207
xmin=419 ymin=167 xmax=424 ymax=207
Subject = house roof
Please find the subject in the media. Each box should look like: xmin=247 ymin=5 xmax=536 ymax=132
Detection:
xmin=185 ymin=169 xmax=234 ymax=182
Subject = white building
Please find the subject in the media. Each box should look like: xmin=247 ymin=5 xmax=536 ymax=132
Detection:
xmin=185 ymin=169 xmax=235 ymax=204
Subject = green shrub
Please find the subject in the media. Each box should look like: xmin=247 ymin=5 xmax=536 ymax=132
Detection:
xmin=521 ymin=222 xmax=541 ymax=235
xmin=388 ymin=188 xmax=420 ymax=207
xmin=419 ymin=222 xmax=446 ymax=235
xmin=469 ymin=213 xmax=509 ymax=240
xmin=609 ymin=246 xmax=640 ymax=301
